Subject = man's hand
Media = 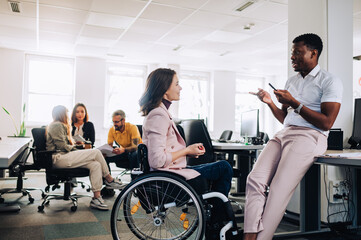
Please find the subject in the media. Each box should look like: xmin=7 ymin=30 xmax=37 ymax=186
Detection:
xmin=274 ymin=90 xmax=299 ymax=108
xmin=250 ymin=88 xmax=273 ymax=105
xmin=112 ymin=147 xmax=125 ymax=155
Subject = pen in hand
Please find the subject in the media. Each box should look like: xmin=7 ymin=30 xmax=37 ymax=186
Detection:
xmin=269 ymin=83 xmax=277 ymax=91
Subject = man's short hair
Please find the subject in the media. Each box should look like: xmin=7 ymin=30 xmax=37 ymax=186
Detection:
xmin=293 ymin=33 xmax=323 ymax=59
xmin=112 ymin=110 xmax=126 ymax=118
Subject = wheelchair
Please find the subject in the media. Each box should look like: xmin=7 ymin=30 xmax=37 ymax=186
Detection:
xmin=110 ymin=144 xmax=242 ymax=240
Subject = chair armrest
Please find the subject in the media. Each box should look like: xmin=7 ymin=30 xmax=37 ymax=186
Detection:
xmin=33 ymin=149 xmax=57 ymax=169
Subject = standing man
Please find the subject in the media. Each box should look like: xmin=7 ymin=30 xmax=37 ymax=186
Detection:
xmin=105 ymin=110 xmax=142 ymax=174
xmin=244 ymin=33 xmax=343 ymax=240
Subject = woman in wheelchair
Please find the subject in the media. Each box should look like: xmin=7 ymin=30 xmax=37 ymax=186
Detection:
xmin=110 ymin=68 xmax=240 ymax=240
xmin=139 ymin=68 xmax=233 ymax=197
xmin=46 ymin=105 xmax=124 ymax=210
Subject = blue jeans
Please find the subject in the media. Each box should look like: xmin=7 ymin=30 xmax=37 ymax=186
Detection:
xmin=188 ymin=160 xmax=232 ymax=196
xmin=105 ymin=151 xmax=139 ymax=174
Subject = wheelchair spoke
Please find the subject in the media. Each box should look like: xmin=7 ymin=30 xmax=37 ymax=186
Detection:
xmin=111 ymin=174 xmax=205 ymax=240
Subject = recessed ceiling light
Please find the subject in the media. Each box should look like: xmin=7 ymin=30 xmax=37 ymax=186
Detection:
xmin=244 ymin=23 xmax=255 ymax=30
xmin=236 ymin=1 xmax=255 ymax=12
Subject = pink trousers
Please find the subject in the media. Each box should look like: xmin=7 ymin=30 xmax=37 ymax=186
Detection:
xmin=244 ymin=126 xmax=327 ymax=239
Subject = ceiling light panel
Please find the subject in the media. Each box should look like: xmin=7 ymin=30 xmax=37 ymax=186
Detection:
xmin=140 ymin=3 xmax=194 ymax=24
xmin=87 ymin=12 xmax=135 ymax=29
xmin=202 ymin=0 xmax=255 ymax=16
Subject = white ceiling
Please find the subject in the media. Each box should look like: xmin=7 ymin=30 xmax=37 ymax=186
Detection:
xmin=0 ymin=0 xmax=360 ymax=76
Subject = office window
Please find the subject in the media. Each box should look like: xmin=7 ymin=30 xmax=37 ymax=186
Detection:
xmin=235 ymin=75 xmax=265 ymax=132
xmin=24 ymin=55 xmax=75 ymax=125
xmin=105 ymin=63 xmax=147 ymax=126
xmin=178 ymin=70 xmax=210 ymax=122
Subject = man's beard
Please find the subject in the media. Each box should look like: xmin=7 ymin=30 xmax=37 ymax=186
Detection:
xmin=115 ymin=126 xmax=121 ymax=131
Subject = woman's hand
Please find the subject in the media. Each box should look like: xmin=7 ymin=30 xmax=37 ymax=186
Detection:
xmin=250 ymin=88 xmax=273 ymax=105
xmin=186 ymin=143 xmax=205 ymax=158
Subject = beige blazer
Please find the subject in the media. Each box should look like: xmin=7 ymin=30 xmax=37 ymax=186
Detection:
xmin=142 ymin=103 xmax=200 ymax=180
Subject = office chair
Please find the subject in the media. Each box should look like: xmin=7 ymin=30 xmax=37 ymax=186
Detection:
xmin=216 ymin=130 xmax=233 ymax=161
xmin=219 ymin=130 xmax=233 ymax=142
xmin=31 ymin=127 xmax=91 ymax=212
xmin=180 ymin=119 xmax=216 ymax=166
xmin=0 ymin=143 xmax=45 ymax=204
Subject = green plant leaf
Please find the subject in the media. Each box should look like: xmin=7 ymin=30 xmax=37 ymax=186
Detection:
xmin=2 ymin=106 xmax=10 ymax=115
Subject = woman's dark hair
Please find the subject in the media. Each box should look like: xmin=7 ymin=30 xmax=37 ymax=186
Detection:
xmin=71 ymin=103 xmax=89 ymax=124
xmin=293 ymin=33 xmax=323 ymax=59
xmin=139 ymin=68 xmax=176 ymax=116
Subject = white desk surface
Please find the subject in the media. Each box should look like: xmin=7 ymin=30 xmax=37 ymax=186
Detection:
xmin=0 ymin=137 xmax=32 ymax=168
xmin=315 ymin=149 xmax=361 ymax=167
xmin=212 ymin=141 xmax=265 ymax=150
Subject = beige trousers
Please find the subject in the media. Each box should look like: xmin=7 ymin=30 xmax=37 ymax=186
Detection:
xmin=244 ymin=126 xmax=327 ymax=240
xmin=52 ymin=149 xmax=110 ymax=192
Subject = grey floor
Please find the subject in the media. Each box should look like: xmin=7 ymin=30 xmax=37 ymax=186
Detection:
xmin=0 ymin=169 xmax=360 ymax=240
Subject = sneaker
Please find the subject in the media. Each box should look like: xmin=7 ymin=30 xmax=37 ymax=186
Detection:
xmin=90 ymin=197 xmax=109 ymax=210
xmin=105 ymin=178 xmax=126 ymax=189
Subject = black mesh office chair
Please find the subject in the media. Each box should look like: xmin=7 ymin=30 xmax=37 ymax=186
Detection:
xmin=31 ymin=127 xmax=91 ymax=212
xmin=0 ymin=142 xmax=45 ymax=204
xmin=180 ymin=119 xmax=216 ymax=166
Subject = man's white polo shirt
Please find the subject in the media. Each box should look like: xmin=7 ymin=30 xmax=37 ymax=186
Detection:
xmin=283 ymin=65 xmax=343 ymax=136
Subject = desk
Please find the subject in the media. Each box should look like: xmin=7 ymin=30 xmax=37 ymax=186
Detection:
xmin=299 ymin=149 xmax=361 ymax=233
xmin=212 ymin=142 xmax=264 ymax=194
xmin=0 ymin=137 xmax=32 ymax=212
xmin=0 ymin=137 xmax=32 ymax=169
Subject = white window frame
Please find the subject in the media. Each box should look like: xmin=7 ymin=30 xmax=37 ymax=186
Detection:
xmin=104 ymin=62 xmax=147 ymax=128
xmin=178 ymin=69 xmax=211 ymax=126
xmin=235 ymin=74 xmax=266 ymax=136
xmin=24 ymin=54 xmax=75 ymax=126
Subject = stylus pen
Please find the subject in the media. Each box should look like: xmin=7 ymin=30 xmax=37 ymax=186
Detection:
xmin=268 ymin=83 xmax=277 ymax=91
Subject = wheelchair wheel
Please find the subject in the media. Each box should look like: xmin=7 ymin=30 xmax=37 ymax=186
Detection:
xmin=111 ymin=172 xmax=205 ymax=240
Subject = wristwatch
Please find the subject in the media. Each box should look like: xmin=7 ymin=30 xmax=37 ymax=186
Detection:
xmin=294 ymin=103 xmax=303 ymax=114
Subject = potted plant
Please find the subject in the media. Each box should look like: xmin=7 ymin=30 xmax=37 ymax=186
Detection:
xmin=2 ymin=103 xmax=27 ymax=137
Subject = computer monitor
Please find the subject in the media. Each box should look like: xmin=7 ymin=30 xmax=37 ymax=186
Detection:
xmin=240 ymin=109 xmax=259 ymax=138
xmin=352 ymin=98 xmax=361 ymax=138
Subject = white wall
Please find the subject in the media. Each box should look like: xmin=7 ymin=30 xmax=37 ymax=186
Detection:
xmin=213 ymin=71 xmax=236 ymax=138
xmin=75 ymin=57 xmax=107 ymax=145
xmin=0 ymin=48 xmax=25 ymax=137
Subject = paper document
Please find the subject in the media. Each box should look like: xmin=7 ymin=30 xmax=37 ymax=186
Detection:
xmin=73 ymin=135 xmax=86 ymax=142
xmin=97 ymin=144 xmax=116 ymax=157
xmin=322 ymin=152 xmax=361 ymax=158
